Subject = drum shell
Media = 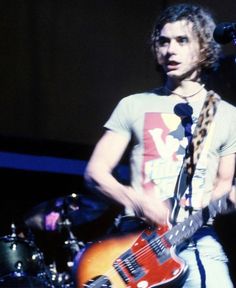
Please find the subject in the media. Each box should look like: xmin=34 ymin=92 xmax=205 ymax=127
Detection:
xmin=0 ymin=275 xmax=50 ymax=288
xmin=0 ymin=236 xmax=45 ymax=278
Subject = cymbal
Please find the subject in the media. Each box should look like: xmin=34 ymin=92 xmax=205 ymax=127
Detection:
xmin=23 ymin=192 xmax=115 ymax=231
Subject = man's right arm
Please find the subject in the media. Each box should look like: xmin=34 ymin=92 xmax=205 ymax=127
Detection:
xmin=84 ymin=130 xmax=135 ymax=207
xmin=85 ymin=130 xmax=169 ymax=225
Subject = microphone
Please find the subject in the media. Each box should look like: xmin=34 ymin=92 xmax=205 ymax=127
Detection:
xmin=213 ymin=22 xmax=236 ymax=44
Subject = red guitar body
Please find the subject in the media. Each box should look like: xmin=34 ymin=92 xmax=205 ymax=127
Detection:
xmin=75 ymin=225 xmax=188 ymax=288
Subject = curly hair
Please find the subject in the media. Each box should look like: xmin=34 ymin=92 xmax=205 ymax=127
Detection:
xmin=150 ymin=3 xmax=221 ymax=72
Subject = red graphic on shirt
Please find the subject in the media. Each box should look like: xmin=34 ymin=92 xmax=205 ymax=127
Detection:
xmin=142 ymin=112 xmax=184 ymax=190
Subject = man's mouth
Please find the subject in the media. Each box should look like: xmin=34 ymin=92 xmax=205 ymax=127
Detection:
xmin=166 ymin=60 xmax=180 ymax=70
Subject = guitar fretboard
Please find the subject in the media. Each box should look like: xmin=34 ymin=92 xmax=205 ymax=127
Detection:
xmin=165 ymin=193 xmax=230 ymax=247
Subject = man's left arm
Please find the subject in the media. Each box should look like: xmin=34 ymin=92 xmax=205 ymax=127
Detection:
xmin=212 ymin=153 xmax=236 ymax=204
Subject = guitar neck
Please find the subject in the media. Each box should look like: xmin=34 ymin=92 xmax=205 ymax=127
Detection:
xmin=165 ymin=193 xmax=231 ymax=247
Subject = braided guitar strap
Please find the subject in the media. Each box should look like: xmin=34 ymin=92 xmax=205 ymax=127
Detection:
xmin=171 ymin=90 xmax=221 ymax=223
xmin=184 ymin=90 xmax=221 ymax=177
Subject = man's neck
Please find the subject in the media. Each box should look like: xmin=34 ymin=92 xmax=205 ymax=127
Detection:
xmin=164 ymin=79 xmax=207 ymax=103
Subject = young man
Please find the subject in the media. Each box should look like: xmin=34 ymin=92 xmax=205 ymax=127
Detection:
xmin=84 ymin=3 xmax=236 ymax=287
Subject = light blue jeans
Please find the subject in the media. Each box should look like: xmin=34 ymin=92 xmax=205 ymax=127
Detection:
xmin=179 ymin=227 xmax=234 ymax=288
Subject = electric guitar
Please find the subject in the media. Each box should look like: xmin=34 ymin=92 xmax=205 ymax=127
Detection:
xmin=75 ymin=193 xmax=232 ymax=288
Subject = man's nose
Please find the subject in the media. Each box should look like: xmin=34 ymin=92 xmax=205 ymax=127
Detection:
xmin=167 ymin=40 xmax=177 ymax=54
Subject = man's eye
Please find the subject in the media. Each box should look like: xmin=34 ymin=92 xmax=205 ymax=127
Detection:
xmin=158 ymin=37 xmax=169 ymax=46
xmin=177 ymin=36 xmax=189 ymax=44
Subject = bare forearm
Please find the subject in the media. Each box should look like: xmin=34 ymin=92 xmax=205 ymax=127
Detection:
xmin=212 ymin=178 xmax=233 ymax=199
xmin=85 ymin=166 xmax=170 ymax=225
xmin=211 ymin=154 xmax=236 ymax=202
xmin=85 ymin=166 xmax=138 ymax=210
xmin=211 ymin=176 xmax=236 ymax=208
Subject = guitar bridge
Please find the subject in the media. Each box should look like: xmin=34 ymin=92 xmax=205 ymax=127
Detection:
xmin=113 ymin=249 xmax=145 ymax=283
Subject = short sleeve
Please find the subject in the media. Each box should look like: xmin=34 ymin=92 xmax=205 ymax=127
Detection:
xmin=219 ymin=102 xmax=236 ymax=157
xmin=104 ymin=96 xmax=133 ymax=140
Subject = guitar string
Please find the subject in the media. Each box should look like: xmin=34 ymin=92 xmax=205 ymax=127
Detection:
xmin=90 ymin=218 xmax=201 ymax=286
xmin=87 ymin=195 xmax=224 ymax=286
xmin=89 ymin=228 xmax=175 ymax=286
xmin=88 ymin=232 xmax=165 ymax=285
xmin=118 ymin=194 xmax=222 ymax=272
xmin=115 ymin=218 xmax=199 ymax=272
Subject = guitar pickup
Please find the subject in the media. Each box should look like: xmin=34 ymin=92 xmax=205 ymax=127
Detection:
xmin=142 ymin=228 xmax=171 ymax=263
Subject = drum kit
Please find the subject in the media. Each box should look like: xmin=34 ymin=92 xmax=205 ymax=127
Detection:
xmin=0 ymin=192 xmax=115 ymax=288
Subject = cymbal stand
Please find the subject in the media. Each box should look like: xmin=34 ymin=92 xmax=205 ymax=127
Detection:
xmin=58 ymin=197 xmax=84 ymax=250
xmin=55 ymin=199 xmax=84 ymax=287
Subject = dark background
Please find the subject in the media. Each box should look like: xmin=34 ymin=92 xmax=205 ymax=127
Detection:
xmin=1 ymin=0 xmax=236 ymax=145
xmin=0 ymin=0 xmax=235 ymax=284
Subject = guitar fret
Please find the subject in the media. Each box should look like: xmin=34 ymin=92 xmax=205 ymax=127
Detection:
xmin=166 ymin=193 xmax=231 ymax=247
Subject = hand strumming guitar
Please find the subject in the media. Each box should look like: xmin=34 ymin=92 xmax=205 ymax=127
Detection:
xmin=125 ymin=186 xmax=171 ymax=226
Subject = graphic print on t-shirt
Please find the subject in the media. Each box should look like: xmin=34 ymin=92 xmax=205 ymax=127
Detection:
xmin=142 ymin=112 xmax=192 ymax=200
xmin=141 ymin=110 xmax=212 ymax=205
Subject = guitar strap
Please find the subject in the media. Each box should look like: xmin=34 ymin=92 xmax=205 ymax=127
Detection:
xmin=171 ymin=90 xmax=221 ymax=224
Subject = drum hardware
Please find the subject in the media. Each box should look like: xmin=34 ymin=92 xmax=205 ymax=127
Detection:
xmin=56 ymin=195 xmax=85 ymax=266
xmin=12 ymin=260 xmax=24 ymax=277
xmin=31 ymin=196 xmax=85 ymax=288
xmin=10 ymin=222 xmax=17 ymax=237
xmin=47 ymin=262 xmax=65 ymax=287
xmin=0 ymin=223 xmax=51 ymax=287
xmin=54 ymin=217 xmax=84 ymax=287
xmin=23 ymin=191 xmax=117 ymax=287
xmin=47 ymin=262 xmax=74 ymax=288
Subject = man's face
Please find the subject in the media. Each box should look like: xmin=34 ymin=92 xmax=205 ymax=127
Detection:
xmin=156 ymin=20 xmax=201 ymax=81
